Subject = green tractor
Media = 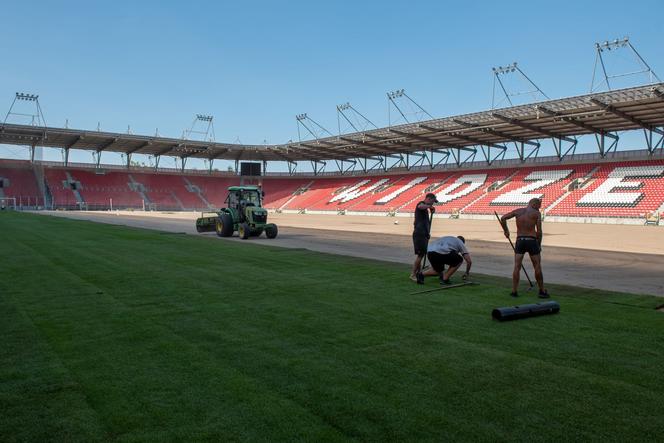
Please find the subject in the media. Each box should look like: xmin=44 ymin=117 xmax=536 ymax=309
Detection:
xmin=195 ymin=186 xmax=278 ymax=239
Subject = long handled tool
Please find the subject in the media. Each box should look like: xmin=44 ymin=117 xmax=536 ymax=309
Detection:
xmin=420 ymin=211 xmax=435 ymax=270
xmin=410 ymin=281 xmax=478 ymax=295
xmin=494 ymin=211 xmax=534 ymax=290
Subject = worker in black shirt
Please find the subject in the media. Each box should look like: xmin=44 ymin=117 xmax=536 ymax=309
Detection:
xmin=410 ymin=192 xmax=438 ymax=282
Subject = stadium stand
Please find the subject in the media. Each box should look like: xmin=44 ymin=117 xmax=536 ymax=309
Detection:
xmin=130 ymin=172 xmax=211 ymax=210
xmin=260 ymin=178 xmax=314 ymax=210
xmin=3 ymin=157 xmax=664 ymax=219
xmin=43 ymin=167 xmax=78 ymax=207
xmin=546 ymin=161 xmax=664 ymax=218
xmin=185 ymin=175 xmax=240 ymax=208
xmin=281 ymin=177 xmax=357 ymax=211
xmin=464 ymin=165 xmax=592 ymax=214
xmin=48 ymin=169 xmax=144 ymax=209
xmin=0 ymin=161 xmax=42 ymax=206
xmin=399 ymin=169 xmax=505 ymax=213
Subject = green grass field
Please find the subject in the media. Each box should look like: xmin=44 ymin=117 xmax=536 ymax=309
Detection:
xmin=1 ymin=211 xmax=663 ymax=442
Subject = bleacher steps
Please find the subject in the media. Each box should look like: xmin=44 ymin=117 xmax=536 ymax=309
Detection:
xmin=127 ymin=174 xmax=151 ymax=205
xmin=460 ymin=189 xmax=492 ymax=212
xmin=486 ymin=169 xmax=520 ymax=192
xmin=544 ymin=190 xmax=572 ymax=215
xmin=279 ymin=180 xmax=314 ymax=210
xmin=578 ymin=166 xmax=601 ymax=189
xmin=656 ymin=201 xmax=664 ymax=215
xmin=546 ymin=170 xmax=591 ymax=214
xmin=183 ymin=176 xmax=211 ymax=208
xmin=64 ymin=171 xmax=85 ymax=205
xmin=170 ymin=191 xmax=185 ymax=210
xmin=32 ymin=163 xmax=50 ymax=207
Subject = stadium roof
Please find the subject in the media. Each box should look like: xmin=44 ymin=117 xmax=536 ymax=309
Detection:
xmin=1 ymin=83 xmax=663 ymax=163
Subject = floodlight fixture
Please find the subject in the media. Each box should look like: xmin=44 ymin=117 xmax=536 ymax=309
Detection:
xmin=493 ymin=63 xmax=518 ymax=75
xmin=387 ymin=89 xmax=405 ymax=100
xmin=596 ymin=37 xmax=629 ymax=52
xmin=16 ymin=92 xmax=39 ymax=101
xmin=337 ymin=102 xmax=351 ymax=111
xmin=296 ymin=113 xmax=308 ymax=121
xmin=195 ymin=114 xmax=213 ymax=122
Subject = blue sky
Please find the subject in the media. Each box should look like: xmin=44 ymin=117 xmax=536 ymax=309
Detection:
xmin=1 ymin=0 xmax=662 ymax=169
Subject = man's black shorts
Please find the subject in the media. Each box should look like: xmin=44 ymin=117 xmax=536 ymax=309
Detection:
xmin=514 ymin=236 xmax=541 ymax=255
xmin=427 ymin=251 xmax=463 ymax=273
xmin=413 ymin=232 xmax=429 ymax=256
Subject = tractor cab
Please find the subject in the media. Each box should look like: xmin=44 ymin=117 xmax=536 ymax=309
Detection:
xmin=226 ymin=186 xmax=266 ymax=224
xmin=228 ymin=187 xmax=262 ymax=214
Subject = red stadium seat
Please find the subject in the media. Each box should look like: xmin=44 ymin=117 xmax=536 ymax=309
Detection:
xmin=4 ymin=157 xmax=664 ymax=218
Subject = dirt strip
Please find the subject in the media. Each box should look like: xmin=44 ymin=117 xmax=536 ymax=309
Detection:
xmin=38 ymin=211 xmax=664 ymax=297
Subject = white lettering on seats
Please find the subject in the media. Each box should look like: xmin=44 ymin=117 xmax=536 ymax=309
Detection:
xmin=329 ymin=180 xmax=370 ymax=202
xmin=330 ymin=179 xmax=390 ymax=203
xmin=491 ymin=170 xmax=573 ymax=205
xmin=576 ymin=166 xmax=664 ymax=206
xmin=434 ymin=174 xmax=487 ymax=203
xmin=375 ymin=177 xmax=427 ymax=204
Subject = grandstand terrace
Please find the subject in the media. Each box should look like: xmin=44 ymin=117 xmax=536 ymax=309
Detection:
xmin=1 ymin=83 xmax=664 ymax=222
xmin=1 ymin=150 xmax=663 ymax=222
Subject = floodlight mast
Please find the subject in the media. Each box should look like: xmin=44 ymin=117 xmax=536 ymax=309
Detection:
xmin=590 ymin=37 xmax=661 ymax=92
xmin=184 ymin=114 xmax=216 ymax=142
xmin=491 ymin=62 xmax=549 ymax=109
xmin=387 ymin=89 xmax=433 ymax=127
xmin=295 ymin=113 xmax=332 ymax=175
xmin=171 ymin=114 xmax=217 ymax=172
xmin=336 ymin=102 xmax=377 ymax=134
xmin=3 ymin=92 xmax=47 ymax=162
xmin=587 ymin=37 xmax=661 ymax=156
xmin=333 ymin=102 xmax=377 ymax=174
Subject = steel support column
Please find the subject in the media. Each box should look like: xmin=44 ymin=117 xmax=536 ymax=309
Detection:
xmin=594 ymin=132 xmax=619 ymax=157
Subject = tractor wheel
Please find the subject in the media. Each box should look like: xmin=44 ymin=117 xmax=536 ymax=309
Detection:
xmin=239 ymin=222 xmax=251 ymax=240
xmin=265 ymin=225 xmax=278 ymax=239
xmin=216 ymin=213 xmax=234 ymax=237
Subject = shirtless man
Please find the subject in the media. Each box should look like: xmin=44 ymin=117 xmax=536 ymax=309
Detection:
xmin=500 ymin=198 xmax=549 ymax=298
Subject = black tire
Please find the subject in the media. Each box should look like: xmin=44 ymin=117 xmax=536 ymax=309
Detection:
xmin=239 ymin=222 xmax=250 ymax=240
xmin=265 ymin=225 xmax=278 ymax=239
xmin=196 ymin=224 xmax=204 ymax=233
xmin=216 ymin=213 xmax=234 ymax=237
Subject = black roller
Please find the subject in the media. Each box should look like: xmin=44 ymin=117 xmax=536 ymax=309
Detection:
xmin=492 ymin=301 xmax=560 ymax=321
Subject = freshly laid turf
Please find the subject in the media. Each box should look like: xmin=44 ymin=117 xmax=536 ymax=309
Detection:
xmin=1 ymin=211 xmax=663 ymax=441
